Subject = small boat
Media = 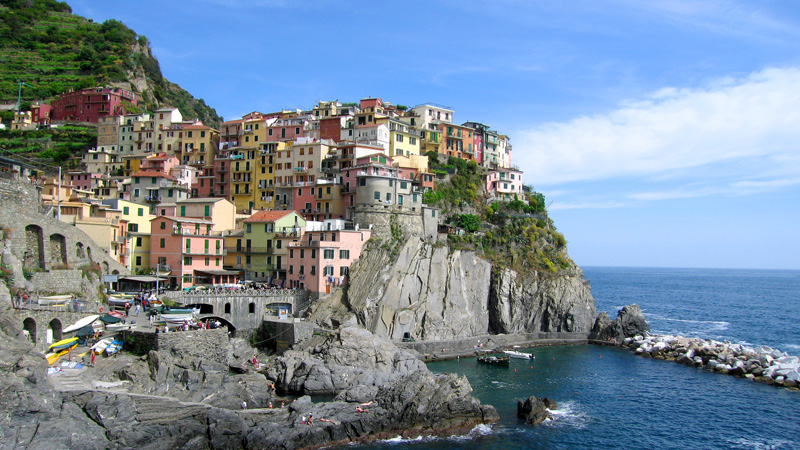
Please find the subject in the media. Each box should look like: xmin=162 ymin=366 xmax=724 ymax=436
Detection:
xmin=503 ymin=350 xmax=535 ymax=360
xmin=91 ymin=338 xmax=114 ymax=353
xmin=48 ymin=336 xmax=78 ymax=350
xmin=46 ymin=343 xmax=77 ymax=365
xmin=108 ymin=310 xmax=125 ymax=319
xmin=105 ymin=340 xmax=123 ymax=356
xmin=104 ymin=323 xmax=130 ymax=331
xmin=63 ymin=315 xmax=100 ymax=333
xmin=38 ymin=295 xmax=73 ymax=305
xmin=477 ymin=355 xmax=510 ymax=366
xmin=160 ymin=308 xmax=198 ymax=315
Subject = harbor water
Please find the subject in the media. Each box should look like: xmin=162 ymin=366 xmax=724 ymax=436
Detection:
xmin=355 ymin=267 xmax=800 ymax=450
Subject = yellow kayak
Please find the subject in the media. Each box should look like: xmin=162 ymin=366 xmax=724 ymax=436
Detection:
xmin=48 ymin=336 xmax=78 ymax=350
xmin=45 ymin=344 xmax=77 ymax=365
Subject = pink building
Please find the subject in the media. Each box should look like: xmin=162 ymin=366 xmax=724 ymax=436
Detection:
xmin=67 ymin=171 xmax=103 ymax=191
xmin=149 ymin=216 xmax=234 ymax=288
xmin=50 ymin=87 xmax=138 ymax=123
xmin=286 ymin=225 xmax=372 ymax=295
xmin=485 ymin=168 xmax=524 ymax=200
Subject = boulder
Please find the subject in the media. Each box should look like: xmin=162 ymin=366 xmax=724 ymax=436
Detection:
xmin=590 ymin=304 xmax=650 ymax=342
xmin=517 ymin=395 xmax=556 ymax=425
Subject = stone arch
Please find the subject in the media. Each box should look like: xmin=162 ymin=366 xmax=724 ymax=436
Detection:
xmin=76 ymin=242 xmax=86 ymax=259
xmin=24 ymin=224 xmax=44 ymax=270
xmin=248 ymin=302 xmax=255 ymax=314
xmin=49 ymin=233 xmax=67 ymax=266
xmin=224 ymin=302 xmax=231 ymax=314
xmin=23 ymin=318 xmax=36 ymax=343
xmin=202 ymin=316 xmax=236 ymax=332
xmin=112 ymin=269 xmax=120 ymax=275
xmin=101 ymin=261 xmax=109 ymax=274
xmin=47 ymin=318 xmax=62 ymax=345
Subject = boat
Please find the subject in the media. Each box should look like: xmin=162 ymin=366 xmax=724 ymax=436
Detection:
xmin=503 ymin=350 xmax=535 ymax=360
xmin=108 ymin=311 xmax=125 ymax=319
xmin=477 ymin=355 xmax=510 ymax=366
xmin=91 ymin=338 xmax=114 ymax=353
xmin=105 ymin=340 xmax=123 ymax=356
xmin=38 ymin=295 xmax=73 ymax=306
xmin=104 ymin=323 xmax=130 ymax=331
xmin=160 ymin=308 xmax=199 ymax=315
xmin=63 ymin=315 xmax=100 ymax=333
xmin=45 ymin=343 xmax=77 ymax=365
xmin=48 ymin=336 xmax=78 ymax=350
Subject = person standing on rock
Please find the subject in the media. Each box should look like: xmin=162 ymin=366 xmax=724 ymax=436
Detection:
xmin=241 ymin=400 xmax=247 ymax=409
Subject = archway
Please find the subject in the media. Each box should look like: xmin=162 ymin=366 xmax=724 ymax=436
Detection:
xmin=76 ymin=242 xmax=86 ymax=259
xmin=49 ymin=233 xmax=67 ymax=266
xmin=24 ymin=224 xmax=44 ymax=270
xmin=47 ymin=318 xmax=62 ymax=345
xmin=23 ymin=318 xmax=36 ymax=343
xmin=224 ymin=302 xmax=231 ymax=314
xmin=200 ymin=316 xmax=236 ymax=332
xmin=101 ymin=261 xmax=109 ymax=274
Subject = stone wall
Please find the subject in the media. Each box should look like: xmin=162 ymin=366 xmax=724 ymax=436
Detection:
xmin=12 ymin=308 xmax=96 ymax=351
xmin=0 ymin=178 xmax=128 ymax=282
xmin=354 ymin=206 xmax=426 ymax=241
xmin=261 ymin=319 xmax=314 ymax=353
xmin=164 ymin=291 xmax=305 ymax=331
xmin=122 ymin=328 xmax=230 ymax=364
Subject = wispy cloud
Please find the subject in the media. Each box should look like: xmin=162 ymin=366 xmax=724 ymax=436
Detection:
xmin=514 ymin=67 xmax=800 ymax=191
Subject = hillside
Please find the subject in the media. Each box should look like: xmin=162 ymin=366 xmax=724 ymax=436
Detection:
xmin=0 ymin=0 xmax=221 ymax=127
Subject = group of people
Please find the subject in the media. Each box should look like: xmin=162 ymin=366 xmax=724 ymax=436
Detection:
xmin=154 ymin=319 xmax=222 ymax=333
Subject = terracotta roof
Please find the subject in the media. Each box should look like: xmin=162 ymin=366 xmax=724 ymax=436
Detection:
xmin=131 ymin=171 xmax=177 ymax=180
xmin=243 ymin=210 xmax=294 ymax=223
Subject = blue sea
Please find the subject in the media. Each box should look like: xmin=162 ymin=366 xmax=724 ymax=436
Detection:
xmin=356 ymin=267 xmax=800 ymax=450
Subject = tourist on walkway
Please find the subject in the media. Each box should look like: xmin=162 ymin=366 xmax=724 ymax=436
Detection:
xmin=135 ymin=303 xmax=140 ymax=315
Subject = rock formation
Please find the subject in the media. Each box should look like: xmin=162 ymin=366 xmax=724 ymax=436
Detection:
xmin=590 ymin=304 xmax=650 ymax=341
xmin=312 ymin=237 xmax=597 ymax=341
xmin=517 ymin=395 xmax=557 ymax=425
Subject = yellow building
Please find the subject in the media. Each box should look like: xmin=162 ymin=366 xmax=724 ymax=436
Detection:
xmin=381 ymin=117 xmax=420 ymax=158
xmin=128 ymin=233 xmax=151 ymax=272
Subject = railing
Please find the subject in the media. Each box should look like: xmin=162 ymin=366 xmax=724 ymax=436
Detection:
xmin=242 ymin=247 xmax=275 ymax=254
xmin=164 ymin=288 xmax=304 ymax=299
xmin=184 ymin=249 xmax=227 ymax=256
xmin=171 ymin=228 xmax=213 ymax=236
xmin=13 ymin=298 xmax=103 ymax=313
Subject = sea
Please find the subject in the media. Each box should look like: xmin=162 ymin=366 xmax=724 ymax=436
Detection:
xmin=354 ymin=266 xmax=800 ymax=450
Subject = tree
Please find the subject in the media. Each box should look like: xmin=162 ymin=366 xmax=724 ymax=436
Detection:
xmin=456 ymin=214 xmax=481 ymax=233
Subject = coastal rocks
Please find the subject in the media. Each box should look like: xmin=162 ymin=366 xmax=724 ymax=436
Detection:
xmin=621 ymin=335 xmax=800 ymax=389
xmin=590 ymin=304 xmax=650 ymax=342
xmin=517 ymin=395 xmax=557 ymax=425
xmin=266 ymin=326 xmax=427 ymax=394
xmin=321 ymin=237 xmax=596 ymax=342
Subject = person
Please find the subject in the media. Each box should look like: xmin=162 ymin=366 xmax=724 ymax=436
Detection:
xmin=280 ymin=401 xmax=285 ymax=408
xmin=268 ymin=402 xmax=273 ymax=409
xmin=360 ymin=401 xmax=374 ymax=407
xmin=356 ymin=406 xmax=367 ymax=413
xmin=125 ymin=302 xmax=131 ymax=316
xmin=135 ymin=303 xmax=141 ymax=315
xmin=307 ymin=414 xmax=313 ymax=426
xmin=318 ymin=417 xmax=337 ymax=424
xmin=90 ymin=349 xmax=96 ymax=366
xmin=241 ymin=400 xmax=247 ymax=410
xmin=252 ymin=354 xmax=258 ymax=366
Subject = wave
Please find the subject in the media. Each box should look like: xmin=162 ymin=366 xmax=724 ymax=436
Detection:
xmin=375 ymin=423 xmax=494 ymax=445
xmin=647 ymin=314 xmax=730 ymax=331
xmin=541 ymin=400 xmax=589 ymax=430
xmin=729 ymin=437 xmax=797 ymax=449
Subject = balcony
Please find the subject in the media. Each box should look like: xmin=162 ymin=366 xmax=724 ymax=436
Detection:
xmin=145 ymin=195 xmax=160 ymax=202
xmin=288 ymin=240 xmax=320 ymax=248
xmin=242 ymin=247 xmax=275 ymax=254
xmin=183 ymin=248 xmax=227 ymax=256
xmin=170 ymin=228 xmax=212 ymax=237
xmin=293 ymin=167 xmax=308 ymax=173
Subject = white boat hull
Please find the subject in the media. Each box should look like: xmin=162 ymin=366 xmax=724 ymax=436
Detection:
xmin=503 ymin=350 xmax=535 ymax=360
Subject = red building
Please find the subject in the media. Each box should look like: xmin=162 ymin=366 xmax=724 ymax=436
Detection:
xmin=50 ymin=87 xmax=138 ymax=123
xmin=31 ymin=103 xmax=52 ymax=127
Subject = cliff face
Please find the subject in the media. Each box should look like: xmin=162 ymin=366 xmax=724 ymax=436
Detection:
xmin=316 ymin=237 xmax=596 ymax=341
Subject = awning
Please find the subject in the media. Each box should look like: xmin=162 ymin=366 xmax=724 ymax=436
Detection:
xmin=194 ymin=269 xmax=242 ymax=276
xmin=119 ymin=275 xmax=170 ymax=283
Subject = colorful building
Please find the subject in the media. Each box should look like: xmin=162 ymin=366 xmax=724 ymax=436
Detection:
xmin=241 ymin=210 xmax=305 ymax=283
xmin=50 ymin=87 xmax=138 ymax=123
xmin=286 ymin=221 xmax=372 ymax=294
xmin=485 ymin=168 xmax=524 ymax=200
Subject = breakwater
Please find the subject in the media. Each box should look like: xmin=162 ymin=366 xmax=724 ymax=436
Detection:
xmin=621 ymin=334 xmax=800 ymax=388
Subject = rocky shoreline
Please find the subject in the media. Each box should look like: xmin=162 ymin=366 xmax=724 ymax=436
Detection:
xmin=621 ymin=334 xmax=800 ymax=389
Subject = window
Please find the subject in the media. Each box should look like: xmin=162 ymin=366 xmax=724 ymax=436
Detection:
xmin=246 ymin=224 xmax=251 ymax=232
xmin=324 ymin=266 xmax=334 ymax=276
xmin=185 ymin=239 xmax=191 ymax=252
xmin=123 ymin=206 xmax=129 ymax=215
xmin=135 ymin=256 xmax=142 ymax=265
xmin=184 ymin=256 xmax=192 ymax=265
xmin=225 ymin=303 xmax=231 ymax=314
xmin=360 ymin=178 xmax=366 ymax=186
xmin=136 ymin=237 xmax=142 ymax=246
xmin=138 ymin=208 xmax=143 ymax=216
xmin=300 ymin=249 xmax=305 ymax=258
xmin=374 ymin=191 xmax=380 ymax=200
xmin=289 ymin=265 xmax=294 ymax=274
xmin=160 ymin=222 xmax=166 ymax=229
xmin=324 ymin=249 xmax=334 ymax=259
xmin=299 ymin=265 xmax=304 ymax=274
xmin=386 ymin=193 xmax=392 ymax=202
xmin=159 ymin=238 xmax=165 ymax=248
xmin=396 ymin=134 xmax=403 ymax=142
xmin=205 ymin=257 xmax=210 ymax=266
xmin=398 ymin=195 xmax=403 ymax=205
xmin=276 ymin=240 xmax=282 ymax=249
xmin=339 ymin=250 xmax=350 ymax=259
xmin=400 ymin=181 xmax=407 ymax=189
xmin=180 ymin=205 xmax=186 ymax=217
xmin=128 ymin=223 xmax=139 ymax=232
xmin=249 ymin=303 xmax=255 ymax=314
xmin=310 ymin=265 xmax=316 ymax=275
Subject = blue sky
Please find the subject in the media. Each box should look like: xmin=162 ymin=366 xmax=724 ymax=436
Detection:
xmin=70 ymin=0 xmax=800 ymax=270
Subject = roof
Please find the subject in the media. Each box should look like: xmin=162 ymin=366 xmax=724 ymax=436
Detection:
xmin=177 ymin=197 xmax=226 ymax=204
xmin=153 ymin=216 xmax=215 ymax=225
xmin=243 ymin=210 xmax=294 ymax=223
xmin=131 ymin=171 xmax=177 ymax=180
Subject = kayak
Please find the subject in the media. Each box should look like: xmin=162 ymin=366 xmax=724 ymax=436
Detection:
xmin=49 ymin=336 xmax=78 ymax=350
xmin=63 ymin=315 xmax=100 ymax=333
xmin=45 ymin=343 xmax=77 ymax=365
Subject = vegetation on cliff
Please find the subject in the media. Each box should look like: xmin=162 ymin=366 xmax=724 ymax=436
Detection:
xmin=0 ymin=125 xmax=95 ymax=169
xmin=422 ymin=152 xmax=570 ymax=274
xmin=0 ymin=0 xmax=221 ymax=127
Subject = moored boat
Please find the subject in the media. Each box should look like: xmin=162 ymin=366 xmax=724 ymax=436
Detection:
xmin=38 ymin=295 xmax=73 ymax=306
xmin=503 ymin=350 xmax=535 ymax=360
xmin=91 ymin=338 xmax=114 ymax=353
xmin=48 ymin=336 xmax=78 ymax=350
xmin=63 ymin=314 xmax=100 ymax=333
xmin=477 ymin=355 xmax=510 ymax=366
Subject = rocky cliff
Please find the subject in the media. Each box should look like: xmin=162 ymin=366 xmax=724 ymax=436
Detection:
xmin=311 ymin=237 xmax=597 ymax=341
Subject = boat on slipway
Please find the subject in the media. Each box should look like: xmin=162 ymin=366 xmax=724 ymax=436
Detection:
xmin=503 ymin=350 xmax=535 ymax=360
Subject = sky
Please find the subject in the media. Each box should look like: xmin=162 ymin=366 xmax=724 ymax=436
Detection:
xmin=69 ymin=0 xmax=800 ymax=270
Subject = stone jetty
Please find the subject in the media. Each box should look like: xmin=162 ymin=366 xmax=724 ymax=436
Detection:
xmin=621 ymin=334 xmax=800 ymax=389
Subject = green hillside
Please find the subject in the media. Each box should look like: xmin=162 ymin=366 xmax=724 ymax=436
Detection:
xmin=0 ymin=0 xmax=222 ymax=127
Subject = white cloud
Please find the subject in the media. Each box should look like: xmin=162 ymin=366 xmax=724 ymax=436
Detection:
xmin=514 ymin=67 xmax=800 ymax=187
